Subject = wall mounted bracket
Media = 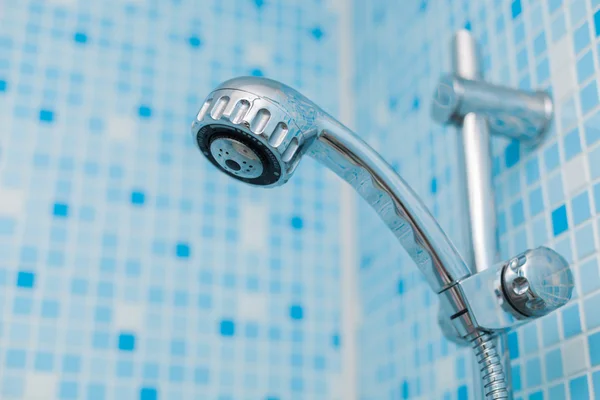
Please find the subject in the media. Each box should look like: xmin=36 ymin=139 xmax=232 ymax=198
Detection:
xmin=431 ymin=30 xmax=571 ymax=399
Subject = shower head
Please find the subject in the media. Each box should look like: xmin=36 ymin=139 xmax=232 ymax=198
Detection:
xmin=192 ymin=76 xmax=472 ymax=294
xmin=191 ymin=77 xmax=321 ymax=187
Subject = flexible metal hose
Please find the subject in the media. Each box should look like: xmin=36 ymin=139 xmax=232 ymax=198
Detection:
xmin=470 ymin=332 xmax=509 ymax=399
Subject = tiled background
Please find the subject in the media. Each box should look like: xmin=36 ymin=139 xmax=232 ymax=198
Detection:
xmin=0 ymin=1 xmax=348 ymax=399
xmin=354 ymin=0 xmax=600 ymax=399
xmin=4 ymin=0 xmax=600 ymax=399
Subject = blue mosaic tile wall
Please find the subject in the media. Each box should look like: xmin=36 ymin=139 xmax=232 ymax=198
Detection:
xmin=353 ymin=0 xmax=600 ymax=399
xmin=0 ymin=1 xmax=346 ymax=399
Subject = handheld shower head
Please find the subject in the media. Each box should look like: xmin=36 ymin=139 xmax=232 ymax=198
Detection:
xmin=192 ymin=77 xmax=321 ymax=187
xmin=192 ymin=76 xmax=472 ymax=294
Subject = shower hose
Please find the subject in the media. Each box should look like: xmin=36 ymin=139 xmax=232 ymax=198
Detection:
xmin=470 ymin=331 xmax=509 ymax=399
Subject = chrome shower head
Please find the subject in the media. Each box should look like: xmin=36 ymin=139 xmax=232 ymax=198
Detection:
xmin=192 ymin=77 xmax=320 ymax=187
xmin=192 ymin=76 xmax=472 ymax=293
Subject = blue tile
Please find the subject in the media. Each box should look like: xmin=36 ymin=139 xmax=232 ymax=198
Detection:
xmin=512 ymin=365 xmax=522 ymax=391
xmin=220 ymin=320 xmax=235 ymax=336
xmin=505 ymin=140 xmax=521 ymax=168
xmin=290 ymin=305 xmax=304 ymax=320
xmin=595 ymin=9 xmax=600 ymax=36
xmin=594 ymin=182 xmax=600 ymax=212
xmin=16 ymin=271 xmax=35 ymax=288
xmin=552 ymin=12 xmax=567 ymax=41
xmin=593 ymin=371 xmax=600 ymax=399
xmin=537 ymin=58 xmax=550 ymax=83
xmin=188 ymin=36 xmax=202 ymax=47
xmin=522 ymin=324 xmax=538 ymax=354
xmin=574 ymin=23 xmax=591 ymax=54
xmin=533 ymin=33 xmax=547 ymax=56
xmin=577 ymin=51 xmax=595 ymax=83
xmin=548 ymin=0 xmax=562 ymax=13
xmin=508 ymin=331 xmax=520 ymax=359
xmin=511 ymin=200 xmax=525 ymax=227
xmin=6 ymin=349 xmax=26 ymax=369
xmin=59 ymin=381 xmax=78 ymax=399
xmin=542 ymin=309 xmax=563 ymax=342
xmin=579 ymin=258 xmax=600 ymax=294
xmin=457 ymin=385 xmax=468 ymax=400
xmin=131 ymin=191 xmax=145 ymax=205
xmin=569 ymin=375 xmax=590 ymax=399
xmin=0 ymin=80 xmax=7 ymax=92
xmin=576 ymin=224 xmax=596 ymax=258
xmin=529 ymin=188 xmax=544 ymax=216
xmin=548 ymin=383 xmax=565 ymax=400
xmin=580 ymin=81 xmax=600 ymax=115
xmin=53 ymin=203 xmax=69 ymax=217
xmin=525 ymin=357 xmax=542 ymax=387
xmin=291 ymin=216 xmax=304 ymax=229
xmin=73 ymin=32 xmax=88 ymax=43
xmin=589 ymin=146 xmax=600 ymax=178
xmin=528 ymin=391 xmax=543 ymax=400
xmin=138 ymin=105 xmax=152 ymax=118
xmin=584 ymin=109 xmax=600 ymax=145
xmin=551 ymin=205 xmax=569 ymax=236
xmin=544 ymin=143 xmax=560 ymax=172
xmin=545 ymin=349 xmax=563 ymax=381
xmin=572 ymin=191 xmax=591 ymax=225
xmin=584 ymin=292 xmax=600 ymax=329
xmin=117 ymin=333 xmax=135 ymax=351
xmin=39 ymin=109 xmax=54 ymax=122
xmin=512 ymin=0 xmax=522 ymax=19
xmin=570 ymin=0 xmax=587 ymax=25
xmin=590 ymin=331 xmax=600 ymax=366
xmin=175 ymin=243 xmax=190 ymax=258
xmin=140 ymin=388 xmax=158 ymax=400
xmin=562 ymin=303 xmax=582 ymax=338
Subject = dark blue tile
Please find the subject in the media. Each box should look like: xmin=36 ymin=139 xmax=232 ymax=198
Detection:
xmin=551 ymin=205 xmax=568 ymax=236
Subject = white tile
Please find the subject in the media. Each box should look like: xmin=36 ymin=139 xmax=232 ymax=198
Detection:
xmin=238 ymin=292 xmax=268 ymax=321
xmin=562 ymin=336 xmax=588 ymax=376
xmin=23 ymin=373 xmax=57 ymax=400
xmin=114 ymin=302 xmax=144 ymax=332
xmin=0 ymin=187 xmax=23 ymax=216
xmin=562 ymin=154 xmax=589 ymax=195
xmin=551 ymin=64 xmax=577 ymax=102
xmin=550 ymin=35 xmax=574 ymax=73
xmin=240 ymin=203 xmax=268 ymax=253
xmin=106 ymin=115 xmax=135 ymax=142
xmin=244 ymin=43 xmax=272 ymax=67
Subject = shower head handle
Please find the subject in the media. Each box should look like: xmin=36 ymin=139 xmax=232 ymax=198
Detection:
xmin=192 ymin=76 xmax=472 ymax=293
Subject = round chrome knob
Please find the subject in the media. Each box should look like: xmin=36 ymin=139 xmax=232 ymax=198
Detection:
xmin=502 ymin=247 xmax=573 ymax=317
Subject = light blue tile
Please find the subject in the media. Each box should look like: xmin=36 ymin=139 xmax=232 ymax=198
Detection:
xmin=544 ymin=143 xmax=561 ymax=172
xmin=589 ymin=145 xmax=600 ymax=178
xmin=576 ymin=224 xmax=597 ymax=259
xmin=547 ymin=174 xmax=565 ymax=206
xmin=574 ymin=23 xmax=592 ymax=54
xmin=522 ymin=324 xmax=539 ymax=354
xmin=551 ymin=12 xmax=567 ymax=41
xmin=525 ymin=357 xmax=542 ymax=387
xmin=545 ymin=348 xmax=563 ymax=381
xmin=529 ymin=187 xmax=544 ymax=216
xmin=580 ymin=80 xmax=600 ymax=115
xmin=577 ymin=51 xmax=596 ymax=83
xmin=572 ymin=191 xmax=591 ymax=225
xmin=584 ymin=292 xmax=600 ymax=329
xmin=569 ymin=375 xmax=590 ymax=399
xmin=570 ymin=0 xmax=588 ymax=25
xmin=562 ymin=303 xmax=583 ymax=338
xmin=579 ymin=258 xmax=600 ymax=294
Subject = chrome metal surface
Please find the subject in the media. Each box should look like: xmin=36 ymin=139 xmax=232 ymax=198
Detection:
xmin=210 ymin=137 xmax=264 ymax=178
xmin=458 ymin=247 xmax=574 ymax=331
xmin=501 ymin=247 xmax=573 ymax=317
xmin=470 ymin=331 xmax=509 ymax=399
xmin=432 ymin=75 xmax=554 ymax=144
xmin=192 ymin=76 xmax=473 ymax=294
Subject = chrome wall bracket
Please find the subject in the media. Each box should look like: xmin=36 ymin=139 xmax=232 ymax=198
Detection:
xmin=431 ymin=30 xmax=572 ymax=399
